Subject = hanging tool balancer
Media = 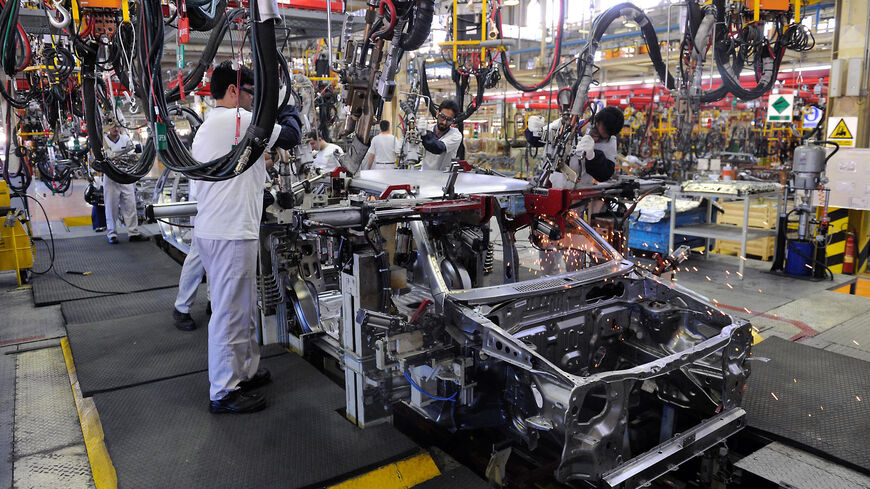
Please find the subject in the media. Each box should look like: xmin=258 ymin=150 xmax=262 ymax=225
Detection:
xmin=336 ymin=0 xmax=434 ymax=174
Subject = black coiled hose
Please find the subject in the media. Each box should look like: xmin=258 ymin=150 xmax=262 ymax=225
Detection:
xmin=398 ymin=0 xmax=434 ymax=51
xmin=97 ymin=0 xmax=279 ymax=182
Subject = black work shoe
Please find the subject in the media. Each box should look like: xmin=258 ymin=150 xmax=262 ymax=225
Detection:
xmin=173 ymin=308 xmax=196 ymax=331
xmin=129 ymin=234 xmax=150 ymax=242
xmin=209 ymin=390 xmax=266 ymax=414
xmin=107 ymin=236 xmax=119 ymax=244
xmin=238 ymin=367 xmax=271 ymax=392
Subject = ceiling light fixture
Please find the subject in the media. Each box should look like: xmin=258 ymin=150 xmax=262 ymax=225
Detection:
xmin=504 ymin=0 xmax=519 ymax=5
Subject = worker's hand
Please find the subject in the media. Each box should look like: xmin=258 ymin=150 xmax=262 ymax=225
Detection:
xmin=264 ymin=151 xmax=275 ymax=170
xmin=526 ymin=115 xmax=545 ymax=137
xmin=576 ymin=134 xmax=595 ymax=160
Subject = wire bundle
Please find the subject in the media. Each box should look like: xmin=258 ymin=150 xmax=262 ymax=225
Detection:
xmin=94 ymin=0 xmax=279 ymax=182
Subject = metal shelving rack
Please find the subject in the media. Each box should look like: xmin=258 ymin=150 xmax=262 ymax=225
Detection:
xmin=668 ymin=188 xmax=781 ymax=279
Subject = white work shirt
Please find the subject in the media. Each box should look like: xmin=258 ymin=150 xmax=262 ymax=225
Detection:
xmin=103 ymin=133 xmax=132 ymax=156
xmin=421 ymin=125 xmax=462 ymax=171
xmin=313 ymin=143 xmax=344 ymax=172
xmin=544 ymin=119 xmax=618 ymax=188
xmin=192 ymin=107 xmax=281 ymax=240
xmin=365 ymin=133 xmax=398 ymax=167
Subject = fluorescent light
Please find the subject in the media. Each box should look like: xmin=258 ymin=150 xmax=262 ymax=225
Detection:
xmin=503 ymin=0 xmax=519 ymax=5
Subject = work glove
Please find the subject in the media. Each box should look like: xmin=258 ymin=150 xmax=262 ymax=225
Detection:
xmin=576 ymin=134 xmax=595 ymax=160
xmin=526 ymin=115 xmax=546 ymax=138
xmin=420 ymin=130 xmax=446 ymax=154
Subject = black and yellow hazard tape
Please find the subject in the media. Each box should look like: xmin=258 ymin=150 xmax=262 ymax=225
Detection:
xmin=825 ymin=208 xmax=850 ymax=273
xmin=60 ymin=337 xmax=118 ymax=489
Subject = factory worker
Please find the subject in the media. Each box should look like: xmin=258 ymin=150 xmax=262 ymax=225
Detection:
xmin=364 ymin=120 xmax=399 ymax=169
xmin=103 ymin=124 xmax=148 ymax=244
xmin=526 ymin=106 xmax=624 ymax=273
xmin=526 ymin=105 xmax=623 ymax=189
xmin=309 ymin=131 xmax=344 ymax=172
xmin=420 ymin=99 xmax=463 ymax=171
xmin=172 ymin=178 xmax=204 ymax=331
xmin=192 ymin=61 xmax=301 ymax=414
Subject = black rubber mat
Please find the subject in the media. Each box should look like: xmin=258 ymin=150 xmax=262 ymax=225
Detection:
xmin=66 ymin=310 xmax=283 ymax=396
xmin=30 ymin=235 xmax=180 ymax=306
xmin=744 ymin=336 xmax=870 ymax=473
xmin=62 ymin=285 xmax=205 ymax=325
xmin=416 ymin=466 xmax=490 ymax=489
xmin=94 ymin=354 xmax=418 ymax=489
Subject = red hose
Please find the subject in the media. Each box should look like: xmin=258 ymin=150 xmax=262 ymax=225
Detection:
xmin=370 ymin=0 xmax=397 ymax=40
xmin=496 ymin=0 xmax=564 ymax=92
xmin=15 ymin=24 xmax=31 ymax=72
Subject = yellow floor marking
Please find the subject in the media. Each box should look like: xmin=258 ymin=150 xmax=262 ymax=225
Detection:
xmin=63 ymin=216 xmax=93 ymax=228
xmin=328 ymin=452 xmax=441 ymax=489
xmin=61 ymin=337 xmax=118 ymax=489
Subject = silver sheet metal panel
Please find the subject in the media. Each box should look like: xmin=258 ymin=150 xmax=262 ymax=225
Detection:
xmin=351 ymin=169 xmax=532 ymax=199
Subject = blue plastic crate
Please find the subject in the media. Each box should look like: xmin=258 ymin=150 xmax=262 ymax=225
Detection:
xmin=628 ymin=205 xmax=712 ymax=253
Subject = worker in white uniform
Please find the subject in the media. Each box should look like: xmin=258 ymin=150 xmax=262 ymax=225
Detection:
xmin=172 ymin=178 xmax=205 ymax=331
xmin=420 ymin=99 xmax=463 ymax=171
xmin=309 ymin=132 xmax=344 ymax=173
xmin=363 ymin=120 xmax=398 ymax=169
xmin=192 ymin=61 xmax=302 ymax=414
xmin=525 ymin=106 xmax=624 ymax=273
xmin=103 ymin=124 xmax=147 ymax=244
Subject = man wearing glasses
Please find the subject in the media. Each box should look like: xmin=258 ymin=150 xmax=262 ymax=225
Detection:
xmin=420 ymin=99 xmax=463 ymax=171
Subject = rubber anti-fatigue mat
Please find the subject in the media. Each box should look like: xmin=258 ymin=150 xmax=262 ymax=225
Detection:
xmin=415 ymin=465 xmax=490 ymax=489
xmin=743 ymin=336 xmax=870 ymax=472
xmin=66 ymin=310 xmax=283 ymax=396
xmin=62 ymin=285 xmax=205 ymax=325
xmin=30 ymin=235 xmax=180 ymax=306
xmin=93 ymin=354 xmax=418 ymax=489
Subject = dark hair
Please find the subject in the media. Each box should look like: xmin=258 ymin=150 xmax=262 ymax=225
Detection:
xmin=595 ymin=106 xmax=625 ymax=138
xmin=210 ymin=61 xmax=255 ymax=100
xmin=307 ymin=130 xmax=319 ymax=140
xmin=439 ymin=99 xmax=460 ymax=115
xmin=379 ymin=120 xmax=390 ymax=132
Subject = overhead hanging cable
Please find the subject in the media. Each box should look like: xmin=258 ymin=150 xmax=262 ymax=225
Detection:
xmin=93 ymin=0 xmax=281 ymax=182
xmin=495 ymin=0 xmax=566 ymax=92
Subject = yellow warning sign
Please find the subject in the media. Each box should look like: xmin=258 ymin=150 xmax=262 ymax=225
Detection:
xmin=830 ymin=119 xmax=852 ymax=139
xmin=826 ymin=117 xmax=857 ymax=147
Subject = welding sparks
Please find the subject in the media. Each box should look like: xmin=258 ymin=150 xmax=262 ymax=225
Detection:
xmin=692 ymin=267 xmax=698 ymax=272
xmin=758 ymin=289 xmax=763 ymax=294
xmin=726 ymin=283 xmax=734 ymax=289
xmin=853 ymin=340 xmax=861 ymax=347
xmin=793 ymin=378 xmax=797 ymax=383
xmin=706 ymin=275 xmax=712 ymax=281
xmin=744 ymin=307 xmax=752 ymax=314
xmin=736 ymin=272 xmax=743 ymax=278
xmin=858 ymin=396 xmax=862 ymax=402
xmin=771 ymin=392 xmax=779 ymax=401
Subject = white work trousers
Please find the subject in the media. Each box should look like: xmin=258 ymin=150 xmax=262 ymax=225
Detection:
xmin=174 ymin=239 xmax=205 ymax=314
xmin=103 ymin=178 xmax=141 ymax=238
xmin=195 ymin=237 xmax=260 ymax=401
